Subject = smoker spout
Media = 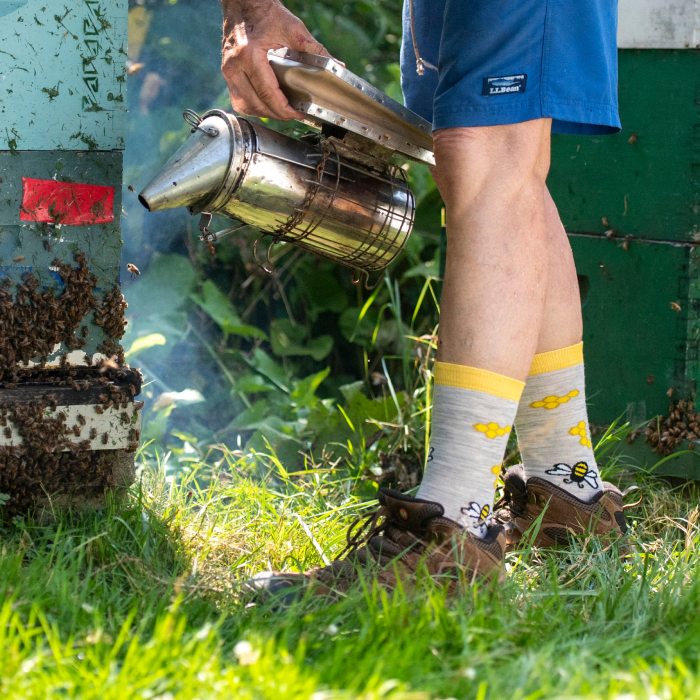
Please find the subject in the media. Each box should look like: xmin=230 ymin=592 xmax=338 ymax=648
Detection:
xmin=138 ymin=112 xmax=239 ymax=212
xmin=137 ymin=192 xmax=152 ymax=211
xmin=137 ymin=163 xmax=201 ymax=212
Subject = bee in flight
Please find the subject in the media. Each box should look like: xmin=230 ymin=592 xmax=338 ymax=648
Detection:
xmin=545 ymin=461 xmax=599 ymax=489
xmin=462 ymin=501 xmax=491 ymax=525
xmin=126 ymin=263 xmax=141 ymax=278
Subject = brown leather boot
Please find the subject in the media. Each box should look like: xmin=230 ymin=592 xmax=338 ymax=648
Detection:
xmin=248 ymin=488 xmax=506 ymax=602
xmin=498 ymin=464 xmax=628 ymax=548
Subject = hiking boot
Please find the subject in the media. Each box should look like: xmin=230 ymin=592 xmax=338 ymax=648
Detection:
xmin=247 ymin=488 xmax=506 ymax=602
xmin=498 ymin=464 xmax=628 ymax=548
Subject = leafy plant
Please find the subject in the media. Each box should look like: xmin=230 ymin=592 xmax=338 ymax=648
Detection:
xmin=123 ymin=0 xmax=442 ymax=478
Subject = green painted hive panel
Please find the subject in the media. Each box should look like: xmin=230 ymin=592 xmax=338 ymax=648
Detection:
xmin=0 ymin=0 xmax=127 ymax=151
xmin=550 ymin=50 xmax=700 ymax=242
xmin=572 ymin=235 xmax=690 ymax=424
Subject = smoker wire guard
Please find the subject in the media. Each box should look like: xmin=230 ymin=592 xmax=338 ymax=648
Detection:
xmin=181 ymin=109 xmax=415 ymax=285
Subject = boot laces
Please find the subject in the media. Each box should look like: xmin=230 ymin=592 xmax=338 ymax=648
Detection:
xmin=493 ymin=485 xmax=526 ymax=520
xmin=621 ymin=484 xmax=643 ymax=510
xmin=339 ymin=506 xmax=387 ymax=558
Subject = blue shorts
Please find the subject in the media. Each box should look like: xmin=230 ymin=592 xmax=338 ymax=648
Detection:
xmin=400 ymin=0 xmax=621 ymax=135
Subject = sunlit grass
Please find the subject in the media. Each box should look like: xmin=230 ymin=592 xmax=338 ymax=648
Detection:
xmin=2 ymin=442 xmax=700 ymax=699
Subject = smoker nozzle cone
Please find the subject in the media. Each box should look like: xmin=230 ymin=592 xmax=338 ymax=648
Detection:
xmin=138 ymin=113 xmax=233 ymax=212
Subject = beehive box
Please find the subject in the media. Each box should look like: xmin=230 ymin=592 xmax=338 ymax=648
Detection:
xmin=549 ymin=2 xmax=700 ymax=475
xmin=0 ymin=0 xmax=140 ymax=514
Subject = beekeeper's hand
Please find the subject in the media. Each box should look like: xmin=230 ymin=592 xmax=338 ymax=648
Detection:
xmin=221 ymin=0 xmax=330 ymax=120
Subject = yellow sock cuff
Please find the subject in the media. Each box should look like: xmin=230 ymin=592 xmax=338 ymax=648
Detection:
xmin=529 ymin=342 xmax=584 ymax=376
xmin=434 ymin=362 xmax=524 ymax=401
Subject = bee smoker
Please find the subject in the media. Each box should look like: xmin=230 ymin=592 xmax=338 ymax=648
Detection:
xmin=139 ymin=49 xmax=434 ymax=280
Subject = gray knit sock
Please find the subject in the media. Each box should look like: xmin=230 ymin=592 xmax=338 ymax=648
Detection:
xmin=515 ymin=343 xmax=602 ymax=502
xmin=418 ymin=362 xmax=524 ymax=538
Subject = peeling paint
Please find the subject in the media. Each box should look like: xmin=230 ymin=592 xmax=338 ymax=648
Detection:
xmin=618 ymin=0 xmax=700 ymax=49
xmin=20 ymin=178 xmax=115 ymax=225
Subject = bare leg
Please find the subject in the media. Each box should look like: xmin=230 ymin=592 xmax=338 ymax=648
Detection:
xmin=433 ymin=119 xmax=555 ymax=381
xmin=417 ymin=119 xmax=555 ymax=523
xmin=513 ymin=188 xmax=603 ymax=501
xmin=418 ymin=119 xmax=597 ymax=525
xmin=536 ymin=189 xmax=582 ymax=352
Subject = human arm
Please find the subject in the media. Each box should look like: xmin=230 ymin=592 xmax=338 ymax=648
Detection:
xmin=221 ymin=0 xmax=329 ymax=119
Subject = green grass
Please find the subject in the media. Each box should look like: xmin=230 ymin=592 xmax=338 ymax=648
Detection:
xmin=2 ymin=445 xmax=700 ymax=699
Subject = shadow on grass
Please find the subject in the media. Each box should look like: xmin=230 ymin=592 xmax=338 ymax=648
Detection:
xmin=0 ymin=484 xmax=242 ymax=647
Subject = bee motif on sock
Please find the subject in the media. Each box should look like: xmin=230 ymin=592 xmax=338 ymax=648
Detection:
xmin=462 ymin=501 xmax=491 ymax=535
xmin=545 ymin=461 xmax=599 ymax=489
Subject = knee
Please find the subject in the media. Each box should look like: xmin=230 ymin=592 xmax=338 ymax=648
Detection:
xmin=432 ymin=120 xmax=552 ymax=204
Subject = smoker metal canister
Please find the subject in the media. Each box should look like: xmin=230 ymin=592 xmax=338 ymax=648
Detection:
xmin=139 ymin=110 xmax=416 ymax=273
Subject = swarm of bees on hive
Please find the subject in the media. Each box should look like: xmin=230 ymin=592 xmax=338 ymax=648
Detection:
xmin=0 ymin=253 xmax=97 ymax=381
xmin=0 ymin=251 xmax=141 ymax=518
xmin=644 ymin=398 xmax=700 ymax=456
xmin=93 ymin=285 xmax=129 ymax=361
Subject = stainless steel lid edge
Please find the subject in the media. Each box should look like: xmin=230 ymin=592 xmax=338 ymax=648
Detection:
xmin=297 ymin=101 xmax=434 ymax=166
xmin=270 ymin=48 xmax=433 ymax=138
xmin=269 ymin=48 xmax=435 ymax=166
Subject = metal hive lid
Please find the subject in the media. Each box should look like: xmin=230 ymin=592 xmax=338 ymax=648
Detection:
xmin=269 ymin=48 xmax=435 ymax=166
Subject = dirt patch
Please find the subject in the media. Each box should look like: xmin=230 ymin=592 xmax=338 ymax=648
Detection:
xmin=371 ymin=449 xmax=423 ymax=492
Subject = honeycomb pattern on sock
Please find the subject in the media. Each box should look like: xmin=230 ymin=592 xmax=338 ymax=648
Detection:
xmin=514 ymin=343 xmax=602 ymax=501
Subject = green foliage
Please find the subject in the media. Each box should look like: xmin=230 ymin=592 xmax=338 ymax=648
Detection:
xmin=126 ymin=252 xmax=197 ymax=346
xmin=192 ymin=280 xmax=268 ymax=340
xmin=123 ymin=0 xmax=442 ymax=474
xmin=285 ymin=0 xmax=403 ymax=88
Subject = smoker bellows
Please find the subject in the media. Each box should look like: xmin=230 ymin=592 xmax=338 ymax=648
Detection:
xmin=139 ymin=49 xmax=435 ymax=277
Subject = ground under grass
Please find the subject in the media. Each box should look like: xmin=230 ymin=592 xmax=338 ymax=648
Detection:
xmin=2 ymin=446 xmax=700 ymax=699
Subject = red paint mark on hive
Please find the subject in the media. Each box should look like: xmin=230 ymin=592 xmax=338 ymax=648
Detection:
xmin=20 ymin=178 xmax=114 ymax=225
